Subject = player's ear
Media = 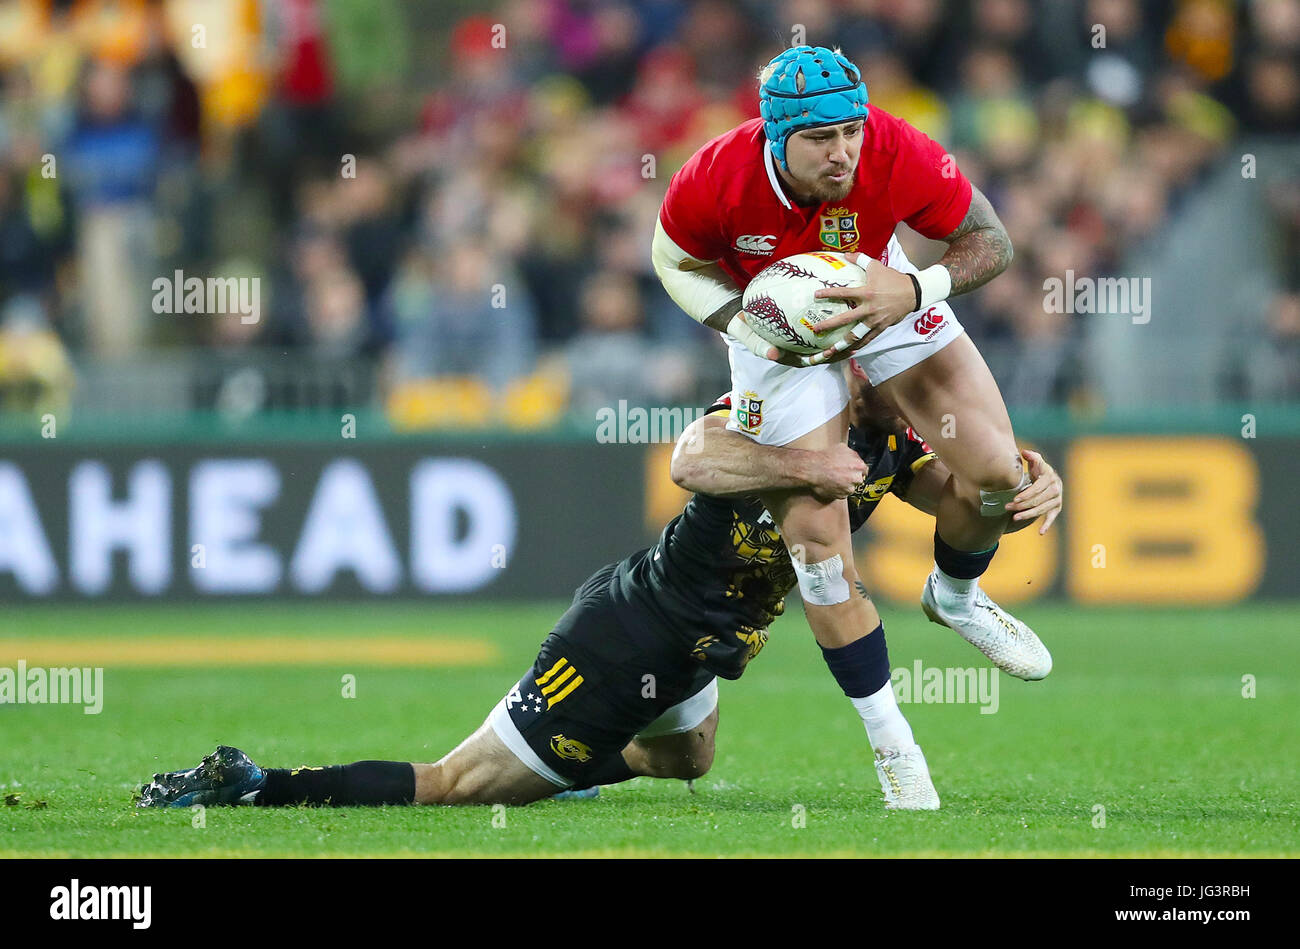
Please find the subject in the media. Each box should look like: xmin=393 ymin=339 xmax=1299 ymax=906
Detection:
xmin=848 ymin=357 xmax=869 ymax=381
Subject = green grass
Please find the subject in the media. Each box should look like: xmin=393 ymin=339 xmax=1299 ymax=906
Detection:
xmin=2 ymin=601 xmax=1297 ymax=857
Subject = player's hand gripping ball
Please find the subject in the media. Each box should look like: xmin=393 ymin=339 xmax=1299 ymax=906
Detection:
xmin=741 ymin=252 xmax=871 ymax=357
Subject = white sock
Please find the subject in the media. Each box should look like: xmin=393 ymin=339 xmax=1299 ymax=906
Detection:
xmin=850 ymin=680 xmax=916 ymax=757
xmin=931 ymin=564 xmax=979 ymax=611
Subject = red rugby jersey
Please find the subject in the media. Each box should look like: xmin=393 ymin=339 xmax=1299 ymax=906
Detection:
xmin=658 ymin=111 xmax=972 ymax=289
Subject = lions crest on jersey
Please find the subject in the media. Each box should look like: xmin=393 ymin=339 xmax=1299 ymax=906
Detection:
xmin=819 ymin=207 xmax=860 ymax=252
xmin=733 ymin=391 xmax=763 ymax=434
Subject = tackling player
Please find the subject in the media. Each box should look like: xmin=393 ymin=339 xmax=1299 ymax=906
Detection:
xmin=137 ymin=365 xmax=1061 ymax=812
xmin=651 ymin=46 xmax=1050 ymax=722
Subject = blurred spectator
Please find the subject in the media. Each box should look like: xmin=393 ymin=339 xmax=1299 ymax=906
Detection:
xmin=0 ymin=293 xmax=73 ymax=415
xmin=390 ymin=244 xmax=536 ymax=388
xmin=63 ymin=59 xmax=158 ymax=359
xmin=0 ymin=0 xmax=1293 ymax=421
xmin=561 ymin=270 xmax=693 ymax=414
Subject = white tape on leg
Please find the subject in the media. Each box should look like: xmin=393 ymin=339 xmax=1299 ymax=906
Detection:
xmin=979 ymin=470 xmax=1032 ymax=517
xmin=793 ymin=553 xmax=852 ymax=605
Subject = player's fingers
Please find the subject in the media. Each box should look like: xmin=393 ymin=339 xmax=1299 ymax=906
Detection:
xmin=814 ymin=286 xmax=872 ymax=301
xmin=1013 ymin=500 xmax=1053 ymax=521
xmin=1012 ymin=464 xmax=1055 ymax=501
xmin=1040 ymin=506 xmax=1061 ymax=534
xmin=813 ymin=306 xmax=871 ymax=332
xmin=1008 ymin=479 xmax=1050 ymax=509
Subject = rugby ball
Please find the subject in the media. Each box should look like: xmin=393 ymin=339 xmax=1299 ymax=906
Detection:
xmin=742 ymin=252 xmax=869 ymax=355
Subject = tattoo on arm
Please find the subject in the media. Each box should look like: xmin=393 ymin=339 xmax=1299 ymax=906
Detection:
xmin=939 ymin=185 xmax=1014 ymax=296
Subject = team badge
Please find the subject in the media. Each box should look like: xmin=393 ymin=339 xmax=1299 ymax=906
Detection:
xmin=734 ymin=391 xmax=763 ymax=435
xmin=550 ymin=734 xmax=592 ymax=762
xmin=819 ymin=207 xmax=859 ymax=252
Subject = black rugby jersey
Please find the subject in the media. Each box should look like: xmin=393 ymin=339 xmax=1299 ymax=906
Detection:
xmin=610 ymin=398 xmax=936 ymax=680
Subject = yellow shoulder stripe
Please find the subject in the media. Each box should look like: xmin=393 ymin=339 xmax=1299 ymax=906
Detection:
xmin=910 ymin=452 xmax=938 ymax=473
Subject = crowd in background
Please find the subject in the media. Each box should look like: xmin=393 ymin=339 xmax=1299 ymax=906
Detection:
xmin=0 ymin=0 xmax=1298 ymax=421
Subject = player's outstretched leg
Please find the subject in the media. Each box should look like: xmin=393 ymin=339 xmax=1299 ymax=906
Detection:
xmin=137 ymin=721 xmax=561 ymax=809
xmin=879 ymin=333 xmax=1051 ymax=680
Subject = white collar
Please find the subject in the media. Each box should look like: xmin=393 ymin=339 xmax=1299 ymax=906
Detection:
xmin=763 ymin=140 xmax=793 ymax=210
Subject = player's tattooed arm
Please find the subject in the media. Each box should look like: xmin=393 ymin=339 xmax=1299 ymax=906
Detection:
xmin=937 ymin=185 xmax=1014 ymax=296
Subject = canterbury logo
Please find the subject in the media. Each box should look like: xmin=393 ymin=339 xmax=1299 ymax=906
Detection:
xmin=735 ymin=234 xmax=777 ymax=254
xmin=913 ymin=306 xmax=945 ymax=336
xmin=535 ymin=656 xmax=584 ymax=708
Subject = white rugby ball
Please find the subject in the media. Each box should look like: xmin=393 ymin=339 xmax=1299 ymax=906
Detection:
xmin=742 ymin=252 xmax=868 ymax=356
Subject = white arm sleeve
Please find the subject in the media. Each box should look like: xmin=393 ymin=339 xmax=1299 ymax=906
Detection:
xmin=651 ymin=218 xmax=742 ymax=325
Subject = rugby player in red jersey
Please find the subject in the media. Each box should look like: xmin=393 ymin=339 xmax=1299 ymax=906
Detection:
xmin=653 ymin=46 xmax=1051 ymax=797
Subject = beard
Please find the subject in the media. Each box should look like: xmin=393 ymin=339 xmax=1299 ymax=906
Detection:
xmin=808 ymin=167 xmax=855 ymax=203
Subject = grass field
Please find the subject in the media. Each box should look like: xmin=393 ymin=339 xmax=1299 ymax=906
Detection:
xmin=2 ymin=600 xmax=1297 ymax=858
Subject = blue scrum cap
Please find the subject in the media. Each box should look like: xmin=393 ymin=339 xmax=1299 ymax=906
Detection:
xmin=758 ymin=45 xmax=869 ymax=170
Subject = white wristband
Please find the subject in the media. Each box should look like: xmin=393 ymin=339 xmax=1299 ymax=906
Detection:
xmin=915 ymin=264 xmax=952 ymax=309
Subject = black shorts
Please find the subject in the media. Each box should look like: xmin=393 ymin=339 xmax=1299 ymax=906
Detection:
xmin=488 ymin=563 xmax=717 ymax=786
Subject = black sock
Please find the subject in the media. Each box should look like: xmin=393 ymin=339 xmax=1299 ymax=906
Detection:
xmin=934 ymin=530 xmax=998 ymax=580
xmin=820 ymin=623 xmax=891 ymax=697
xmin=256 ymin=761 xmax=416 ymax=806
xmin=568 ymin=754 xmax=637 ymax=792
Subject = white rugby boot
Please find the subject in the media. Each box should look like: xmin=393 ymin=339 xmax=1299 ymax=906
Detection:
xmin=920 ymin=569 xmax=1052 ymax=680
xmin=874 ymin=746 xmax=940 ymax=810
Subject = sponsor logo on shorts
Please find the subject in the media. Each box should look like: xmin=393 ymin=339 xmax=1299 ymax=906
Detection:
xmin=913 ymin=306 xmax=946 ymax=339
xmin=550 ymin=734 xmax=593 ymax=762
xmin=733 ymin=391 xmax=763 ymax=435
xmin=852 ymin=475 xmax=896 ymax=504
xmin=735 ymin=234 xmax=777 ymax=255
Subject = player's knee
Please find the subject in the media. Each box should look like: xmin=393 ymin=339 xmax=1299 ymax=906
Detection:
xmin=675 ymin=713 xmax=717 ymax=779
xmin=960 ymin=448 xmax=1024 ymax=494
xmin=661 ymin=738 xmax=713 ymax=780
xmin=680 ymin=738 xmax=715 ymax=779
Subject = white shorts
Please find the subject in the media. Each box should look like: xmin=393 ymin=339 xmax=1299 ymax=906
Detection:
xmin=488 ymin=678 xmax=720 ymax=788
xmin=726 ymin=235 xmax=964 ymax=446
